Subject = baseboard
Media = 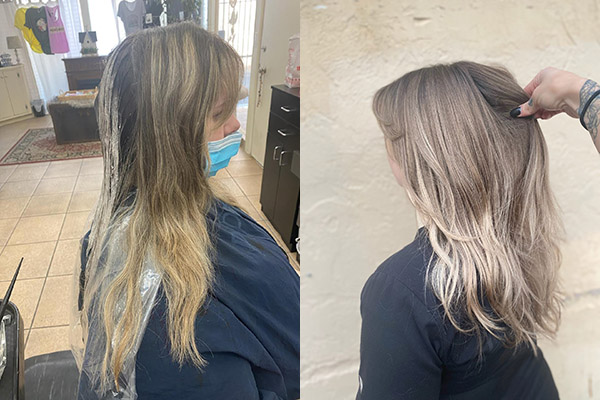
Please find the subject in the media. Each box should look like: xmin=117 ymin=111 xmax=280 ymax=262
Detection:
xmin=0 ymin=114 xmax=35 ymax=128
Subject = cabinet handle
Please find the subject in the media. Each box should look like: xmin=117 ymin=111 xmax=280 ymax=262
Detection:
xmin=279 ymin=150 xmax=290 ymax=166
xmin=272 ymin=145 xmax=283 ymax=161
xmin=280 ymin=106 xmax=297 ymax=113
xmin=277 ymin=129 xmax=296 ymax=137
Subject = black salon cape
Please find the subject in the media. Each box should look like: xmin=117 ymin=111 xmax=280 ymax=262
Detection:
xmin=77 ymin=200 xmax=300 ymax=399
xmin=357 ymin=227 xmax=559 ymax=400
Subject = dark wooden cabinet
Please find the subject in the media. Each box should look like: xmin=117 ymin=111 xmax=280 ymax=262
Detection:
xmin=260 ymin=85 xmax=300 ymax=252
xmin=62 ymin=56 xmax=107 ymax=90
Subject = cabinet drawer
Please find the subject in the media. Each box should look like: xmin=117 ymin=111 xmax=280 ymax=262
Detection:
xmin=63 ymin=57 xmax=107 ymax=73
xmin=270 ymin=87 xmax=299 ymax=128
xmin=268 ymin=113 xmax=299 ymax=149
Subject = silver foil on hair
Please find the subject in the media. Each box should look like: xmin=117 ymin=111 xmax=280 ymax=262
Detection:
xmin=70 ymin=48 xmax=163 ymax=399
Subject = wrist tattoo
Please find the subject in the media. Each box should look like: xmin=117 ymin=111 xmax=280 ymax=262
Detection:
xmin=578 ymin=79 xmax=600 ymax=142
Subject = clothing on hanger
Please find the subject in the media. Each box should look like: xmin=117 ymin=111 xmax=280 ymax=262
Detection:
xmin=117 ymin=0 xmax=146 ymax=36
xmin=143 ymin=0 xmax=162 ymax=28
xmin=14 ymin=7 xmax=43 ymax=54
xmin=45 ymin=5 xmax=69 ymax=54
xmin=24 ymin=6 xmax=52 ymax=54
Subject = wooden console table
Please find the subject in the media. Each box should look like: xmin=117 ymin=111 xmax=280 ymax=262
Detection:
xmin=62 ymin=56 xmax=107 ymax=90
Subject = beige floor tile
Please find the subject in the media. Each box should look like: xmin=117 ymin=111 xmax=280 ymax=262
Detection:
xmin=0 ymin=218 xmax=18 ymax=246
xmin=0 ymin=180 xmax=39 ymax=199
xmin=247 ymin=194 xmax=261 ymax=211
xmin=231 ymin=148 xmax=252 ymax=161
xmin=226 ymin=159 xmax=263 ymax=177
xmin=23 ymin=193 xmax=71 ymax=217
xmin=25 ymin=325 xmax=70 ymax=359
xmin=6 ymin=163 xmax=49 ymax=182
xmin=233 ymin=175 xmax=262 ymax=196
xmin=0 ymin=165 xmax=17 ymax=184
xmin=33 ymin=275 xmax=73 ymax=328
xmin=74 ymin=174 xmax=102 ymax=192
xmin=234 ymin=196 xmax=263 ymax=221
xmin=79 ymin=158 xmax=103 ymax=176
xmin=216 ymin=178 xmax=244 ymax=197
xmin=288 ymin=253 xmax=300 ymax=273
xmin=0 ymin=241 xmax=55 ymax=280
xmin=213 ymin=168 xmax=231 ymax=180
xmin=60 ymin=211 xmax=91 ymax=240
xmin=8 ymin=214 xmax=65 ymax=245
xmin=34 ymin=176 xmax=77 ymax=195
xmin=0 ymin=278 xmax=44 ymax=329
xmin=0 ymin=197 xmax=28 ymax=219
xmin=68 ymin=190 xmax=99 ymax=212
xmin=43 ymin=159 xmax=83 ymax=179
xmin=49 ymin=239 xmax=80 ymax=276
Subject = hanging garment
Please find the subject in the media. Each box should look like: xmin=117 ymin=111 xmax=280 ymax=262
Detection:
xmin=24 ymin=7 xmax=52 ymax=54
xmin=143 ymin=0 xmax=163 ymax=28
xmin=45 ymin=5 xmax=70 ymax=54
xmin=117 ymin=0 xmax=146 ymax=36
xmin=14 ymin=8 xmax=43 ymax=54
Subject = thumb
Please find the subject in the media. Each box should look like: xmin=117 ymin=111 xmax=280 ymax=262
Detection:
xmin=510 ymin=98 xmax=537 ymax=118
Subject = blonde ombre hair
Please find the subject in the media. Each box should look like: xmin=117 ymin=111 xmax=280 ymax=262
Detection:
xmin=373 ymin=61 xmax=564 ymax=352
xmin=84 ymin=22 xmax=243 ymax=390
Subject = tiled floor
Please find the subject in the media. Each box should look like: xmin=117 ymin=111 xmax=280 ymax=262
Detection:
xmin=0 ymin=116 xmax=298 ymax=359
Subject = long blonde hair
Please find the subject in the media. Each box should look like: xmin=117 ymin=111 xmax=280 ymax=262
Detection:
xmin=373 ymin=61 xmax=563 ymax=352
xmin=85 ymin=22 xmax=243 ymax=390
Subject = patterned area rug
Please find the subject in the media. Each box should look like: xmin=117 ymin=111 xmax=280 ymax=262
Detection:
xmin=0 ymin=128 xmax=102 ymax=165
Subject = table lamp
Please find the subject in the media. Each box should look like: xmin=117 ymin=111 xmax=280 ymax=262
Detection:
xmin=6 ymin=36 xmax=22 ymax=65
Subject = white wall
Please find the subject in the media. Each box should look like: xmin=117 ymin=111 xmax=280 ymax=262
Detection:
xmin=301 ymin=1 xmax=600 ymax=399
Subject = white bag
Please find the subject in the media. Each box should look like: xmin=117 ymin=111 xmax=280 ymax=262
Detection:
xmin=285 ymin=34 xmax=300 ymax=88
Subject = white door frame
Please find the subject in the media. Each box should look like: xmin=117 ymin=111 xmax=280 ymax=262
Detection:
xmin=207 ymin=0 xmax=219 ymax=33
xmin=243 ymin=0 xmax=265 ymax=160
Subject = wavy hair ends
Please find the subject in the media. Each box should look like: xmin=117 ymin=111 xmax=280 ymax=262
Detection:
xmin=86 ymin=22 xmax=243 ymax=392
xmin=373 ymin=61 xmax=564 ymax=353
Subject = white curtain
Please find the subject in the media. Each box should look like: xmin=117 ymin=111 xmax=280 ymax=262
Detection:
xmin=88 ymin=0 xmax=121 ymax=55
xmin=14 ymin=0 xmax=83 ymax=102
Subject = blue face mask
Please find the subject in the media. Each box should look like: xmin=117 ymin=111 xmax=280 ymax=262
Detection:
xmin=207 ymin=131 xmax=243 ymax=177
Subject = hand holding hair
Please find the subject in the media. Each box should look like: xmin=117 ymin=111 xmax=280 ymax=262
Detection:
xmin=510 ymin=67 xmax=600 ymax=152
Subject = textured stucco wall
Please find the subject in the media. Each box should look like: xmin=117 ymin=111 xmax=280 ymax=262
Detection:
xmin=301 ymin=1 xmax=600 ymax=399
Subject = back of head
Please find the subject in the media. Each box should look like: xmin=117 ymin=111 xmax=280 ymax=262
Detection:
xmin=373 ymin=61 xmax=563 ymax=351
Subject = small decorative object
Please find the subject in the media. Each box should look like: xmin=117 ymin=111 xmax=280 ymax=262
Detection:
xmin=285 ymin=34 xmax=300 ymax=88
xmin=79 ymin=31 xmax=98 ymax=56
xmin=0 ymin=53 xmax=12 ymax=67
xmin=6 ymin=36 xmax=22 ymax=65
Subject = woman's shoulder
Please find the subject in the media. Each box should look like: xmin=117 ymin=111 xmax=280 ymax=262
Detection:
xmin=208 ymin=198 xmax=299 ymax=323
xmin=210 ymin=199 xmax=297 ymax=279
xmin=365 ymin=227 xmax=435 ymax=308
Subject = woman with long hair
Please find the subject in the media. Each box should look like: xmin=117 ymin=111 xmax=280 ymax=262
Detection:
xmin=72 ymin=22 xmax=299 ymax=399
xmin=357 ymin=61 xmax=563 ymax=399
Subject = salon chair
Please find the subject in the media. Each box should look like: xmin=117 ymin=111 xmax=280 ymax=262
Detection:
xmin=0 ymin=300 xmax=79 ymax=399
xmin=0 ymin=302 xmax=24 ymax=400
xmin=24 ymin=350 xmax=79 ymax=399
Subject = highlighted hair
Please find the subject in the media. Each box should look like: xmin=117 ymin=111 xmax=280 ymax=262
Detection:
xmin=373 ymin=61 xmax=563 ymax=352
xmin=85 ymin=22 xmax=243 ymax=391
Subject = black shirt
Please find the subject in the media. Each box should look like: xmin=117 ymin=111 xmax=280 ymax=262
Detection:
xmin=357 ymin=227 xmax=558 ymax=400
xmin=24 ymin=7 xmax=52 ymax=54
